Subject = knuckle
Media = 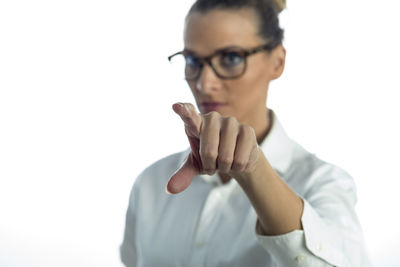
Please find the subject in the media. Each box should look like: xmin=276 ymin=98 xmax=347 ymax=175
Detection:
xmin=239 ymin=124 xmax=255 ymax=139
xmin=219 ymin=167 xmax=230 ymax=173
xmin=201 ymin=147 xmax=218 ymax=160
xmin=226 ymin=116 xmax=238 ymax=125
xmin=222 ymin=117 xmax=239 ymax=131
xmin=221 ymin=117 xmax=239 ymax=133
xmin=244 ymin=162 xmax=256 ymax=173
xmin=232 ymin=159 xmax=247 ymax=171
xmin=218 ymin=155 xmax=233 ymax=166
xmin=204 ymin=111 xmax=220 ymax=120
xmin=204 ymin=169 xmax=216 ymax=175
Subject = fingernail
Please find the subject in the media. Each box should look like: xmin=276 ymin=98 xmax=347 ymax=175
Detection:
xmin=165 ymin=186 xmax=172 ymax=195
xmin=205 ymin=169 xmax=215 ymax=176
xmin=173 ymin=103 xmax=182 ymax=111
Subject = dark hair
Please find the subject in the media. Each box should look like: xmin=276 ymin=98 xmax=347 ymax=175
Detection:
xmin=187 ymin=0 xmax=285 ymax=49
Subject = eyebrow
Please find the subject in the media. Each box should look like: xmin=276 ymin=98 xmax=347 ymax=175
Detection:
xmin=183 ymin=45 xmax=246 ymax=57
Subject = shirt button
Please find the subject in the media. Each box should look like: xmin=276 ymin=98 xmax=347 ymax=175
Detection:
xmin=316 ymin=243 xmax=323 ymax=251
xmin=197 ymin=241 xmax=204 ymax=248
xmin=295 ymin=254 xmax=306 ymax=263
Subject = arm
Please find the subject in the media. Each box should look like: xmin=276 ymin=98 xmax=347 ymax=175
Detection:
xmin=235 ymin=149 xmax=303 ymax=236
xmin=246 ymin=159 xmax=371 ymax=266
xmin=167 ymin=102 xmax=370 ymax=266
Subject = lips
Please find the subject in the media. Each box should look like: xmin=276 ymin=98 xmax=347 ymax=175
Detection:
xmin=200 ymin=102 xmax=226 ymax=113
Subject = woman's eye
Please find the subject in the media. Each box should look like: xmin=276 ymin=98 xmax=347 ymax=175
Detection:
xmin=220 ymin=52 xmax=243 ymax=67
xmin=185 ymin=55 xmax=200 ymax=68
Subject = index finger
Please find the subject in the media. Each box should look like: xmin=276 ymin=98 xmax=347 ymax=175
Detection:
xmin=172 ymin=102 xmax=202 ymax=138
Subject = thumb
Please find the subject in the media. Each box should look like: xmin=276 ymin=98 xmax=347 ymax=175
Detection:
xmin=166 ymin=153 xmax=199 ymax=194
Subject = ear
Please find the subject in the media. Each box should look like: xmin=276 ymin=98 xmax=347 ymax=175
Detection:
xmin=270 ymin=45 xmax=286 ymax=80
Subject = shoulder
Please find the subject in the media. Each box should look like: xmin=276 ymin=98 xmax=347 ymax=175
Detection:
xmin=286 ymin=142 xmax=357 ymax=202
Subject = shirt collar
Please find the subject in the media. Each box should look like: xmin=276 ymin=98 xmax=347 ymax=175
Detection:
xmin=260 ymin=109 xmax=295 ymax=176
xmin=191 ymin=109 xmax=295 ymax=184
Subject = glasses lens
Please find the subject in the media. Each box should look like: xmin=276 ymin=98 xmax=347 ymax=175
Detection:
xmin=169 ymin=53 xmax=200 ymax=80
xmin=213 ymin=51 xmax=245 ymax=78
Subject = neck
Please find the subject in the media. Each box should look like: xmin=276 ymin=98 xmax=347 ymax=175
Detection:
xmin=243 ymin=104 xmax=271 ymax=145
xmin=255 ymin=107 xmax=272 ymax=145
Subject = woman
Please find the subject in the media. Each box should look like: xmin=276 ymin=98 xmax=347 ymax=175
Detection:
xmin=121 ymin=0 xmax=370 ymax=266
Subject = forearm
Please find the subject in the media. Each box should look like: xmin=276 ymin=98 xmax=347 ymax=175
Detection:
xmin=235 ymin=149 xmax=304 ymax=236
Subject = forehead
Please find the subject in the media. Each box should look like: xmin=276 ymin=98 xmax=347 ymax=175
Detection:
xmin=184 ymin=8 xmax=262 ymax=55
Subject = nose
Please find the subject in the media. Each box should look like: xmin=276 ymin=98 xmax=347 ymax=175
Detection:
xmin=195 ymin=63 xmax=220 ymax=93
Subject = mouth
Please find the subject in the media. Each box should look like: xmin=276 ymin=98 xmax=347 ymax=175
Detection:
xmin=200 ymin=102 xmax=227 ymax=113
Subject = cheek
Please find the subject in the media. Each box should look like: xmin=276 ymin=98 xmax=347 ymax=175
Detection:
xmin=228 ymin=67 xmax=269 ymax=107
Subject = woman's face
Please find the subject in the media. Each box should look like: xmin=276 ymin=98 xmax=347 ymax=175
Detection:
xmin=184 ymin=8 xmax=285 ymax=126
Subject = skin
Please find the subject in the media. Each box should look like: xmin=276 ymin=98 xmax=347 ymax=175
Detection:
xmin=166 ymin=8 xmax=304 ymax=235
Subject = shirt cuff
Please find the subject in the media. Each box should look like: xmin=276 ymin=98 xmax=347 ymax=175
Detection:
xmin=255 ymin=199 xmax=346 ymax=266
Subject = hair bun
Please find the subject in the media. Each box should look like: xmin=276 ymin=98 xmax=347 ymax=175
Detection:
xmin=270 ymin=0 xmax=286 ymax=13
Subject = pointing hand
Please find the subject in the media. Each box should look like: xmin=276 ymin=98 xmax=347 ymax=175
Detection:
xmin=166 ymin=103 xmax=260 ymax=194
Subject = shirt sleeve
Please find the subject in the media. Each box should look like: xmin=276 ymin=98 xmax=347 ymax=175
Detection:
xmin=255 ymin=164 xmax=371 ymax=267
xmin=120 ymin=180 xmax=140 ymax=267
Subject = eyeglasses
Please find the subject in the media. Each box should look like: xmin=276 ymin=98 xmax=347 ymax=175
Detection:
xmin=167 ymin=43 xmax=275 ymax=81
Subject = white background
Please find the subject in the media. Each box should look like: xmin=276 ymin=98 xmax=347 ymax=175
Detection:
xmin=1 ymin=0 xmax=399 ymax=266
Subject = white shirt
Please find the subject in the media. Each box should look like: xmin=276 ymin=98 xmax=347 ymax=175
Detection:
xmin=120 ymin=110 xmax=371 ymax=267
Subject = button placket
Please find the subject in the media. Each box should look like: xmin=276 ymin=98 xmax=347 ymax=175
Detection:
xmin=295 ymin=254 xmax=306 ymax=263
xmin=189 ymin=187 xmax=225 ymax=266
